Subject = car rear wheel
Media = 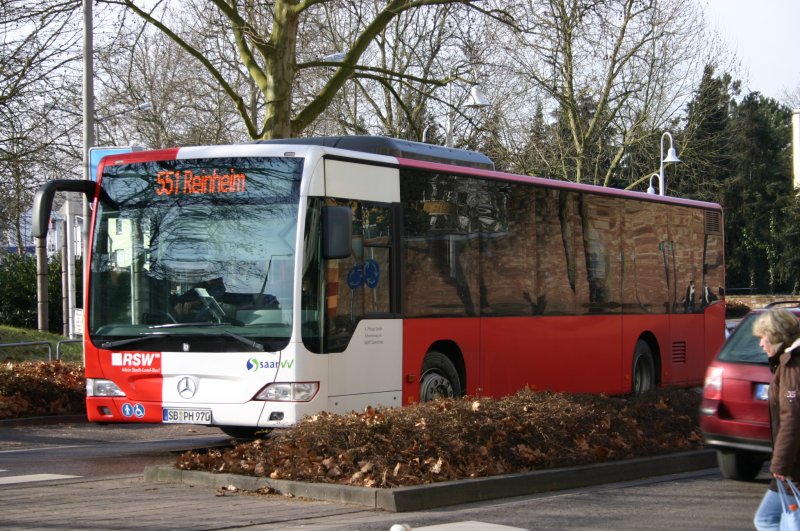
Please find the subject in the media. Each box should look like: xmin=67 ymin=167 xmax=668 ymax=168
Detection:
xmin=716 ymin=449 xmax=765 ymax=481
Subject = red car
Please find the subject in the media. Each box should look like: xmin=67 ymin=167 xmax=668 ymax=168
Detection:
xmin=700 ymin=302 xmax=800 ymax=481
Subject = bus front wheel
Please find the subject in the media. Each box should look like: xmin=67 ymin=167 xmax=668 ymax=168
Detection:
xmin=632 ymin=340 xmax=656 ymax=394
xmin=420 ymin=351 xmax=462 ymax=401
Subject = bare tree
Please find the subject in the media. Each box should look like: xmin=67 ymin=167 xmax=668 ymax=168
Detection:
xmin=0 ymin=2 xmax=79 ymax=109
xmin=783 ymin=86 xmax=800 ymax=109
xmin=300 ymin=2 xmax=478 ymax=140
xmin=94 ymin=25 xmax=248 ymax=148
xmin=490 ymin=0 xmax=713 ymax=186
xmin=0 ymin=1 xmax=83 ymax=253
xmin=102 ymin=0 xmax=513 ymax=140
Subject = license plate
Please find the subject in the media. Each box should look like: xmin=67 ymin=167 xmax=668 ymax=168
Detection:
xmin=755 ymin=384 xmax=769 ymax=401
xmin=163 ymin=408 xmax=212 ymax=424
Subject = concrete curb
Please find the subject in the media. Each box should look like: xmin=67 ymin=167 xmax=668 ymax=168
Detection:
xmin=145 ymin=449 xmax=717 ymax=512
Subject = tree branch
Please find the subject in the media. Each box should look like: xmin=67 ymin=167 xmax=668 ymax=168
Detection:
xmin=105 ymin=0 xmax=259 ymax=138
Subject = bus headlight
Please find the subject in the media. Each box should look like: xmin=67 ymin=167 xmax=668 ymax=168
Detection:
xmin=255 ymin=382 xmax=319 ymax=402
xmin=87 ymin=378 xmax=126 ymax=397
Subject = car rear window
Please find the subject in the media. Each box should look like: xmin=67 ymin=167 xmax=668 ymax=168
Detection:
xmin=717 ymin=314 xmax=769 ymax=364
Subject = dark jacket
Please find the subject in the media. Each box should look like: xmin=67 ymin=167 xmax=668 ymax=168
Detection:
xmin=768 ymin=338 xmax=800 ymax=490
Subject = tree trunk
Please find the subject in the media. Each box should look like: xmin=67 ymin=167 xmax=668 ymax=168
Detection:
xmin=261 ymin=1 xmax=300 ymax=139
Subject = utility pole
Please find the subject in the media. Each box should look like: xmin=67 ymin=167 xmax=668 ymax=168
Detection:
xmin=79 ymin=0 xmax=94 ymax=340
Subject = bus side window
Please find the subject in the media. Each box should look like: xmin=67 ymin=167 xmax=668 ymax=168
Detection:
xmin=360 ymin=204 xmax=391 ymax=314
xmin=324 ymin=200 xmax=393 ymax=352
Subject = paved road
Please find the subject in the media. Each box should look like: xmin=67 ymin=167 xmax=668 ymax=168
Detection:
xmin=0 ymin=467 xmax=768 ymax=530
xmin=0 ymin=422 xmax=229 ymax=480
xmin=0 ymin=421 xmax=769 ymax=530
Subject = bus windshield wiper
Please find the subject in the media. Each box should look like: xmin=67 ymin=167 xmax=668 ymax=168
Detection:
xmin=149 ymin=320 xmax=246 ymax=329
xmin=99 ymin=323 xmax=220 ymax=349
xmin=223 ymin=331 xmax=264 ymax=352
xmin=100 ymin=324 xmax=263 ymax=351
xmin=100 ymin=334 xmax=167 ymax=349
xmin=149 ymin=321 xmax=218 ymax=329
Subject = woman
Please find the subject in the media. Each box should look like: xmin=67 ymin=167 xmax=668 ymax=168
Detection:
xmin=753 ymin=308 xmax=800 ymax=530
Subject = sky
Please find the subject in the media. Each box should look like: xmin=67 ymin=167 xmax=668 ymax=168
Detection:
xmin=703 ymin=0 xmax=800 ymax=103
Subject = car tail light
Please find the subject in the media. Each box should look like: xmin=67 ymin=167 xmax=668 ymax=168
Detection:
xmin=703 ymin=366 xmax=723 ymax=401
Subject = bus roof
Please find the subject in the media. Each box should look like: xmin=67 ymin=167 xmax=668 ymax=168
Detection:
xmin=253 ymin=136 xmax=719 ymax=211
xmin=254 ymin=136 xmax=495 ymax=171
xmin=396 ymin=156 xmax=722 ymax=211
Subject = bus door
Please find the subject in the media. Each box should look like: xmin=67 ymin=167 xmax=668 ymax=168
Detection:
xmin=322 ymin=160 xmax=403 ymax=413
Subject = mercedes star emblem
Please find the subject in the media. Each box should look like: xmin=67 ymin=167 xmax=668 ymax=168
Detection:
xmin=177 ymin=376 xmax=197 ymax=399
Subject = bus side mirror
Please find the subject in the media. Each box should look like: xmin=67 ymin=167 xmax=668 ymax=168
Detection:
xmin=322 ymin=206 xmax=352 ymax=259
xmin=32 ymin=179 xmax=98 ymax=238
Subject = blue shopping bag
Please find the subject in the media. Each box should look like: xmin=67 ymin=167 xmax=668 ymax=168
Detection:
xmin=778 ymin=479 xmax=800 ymax=531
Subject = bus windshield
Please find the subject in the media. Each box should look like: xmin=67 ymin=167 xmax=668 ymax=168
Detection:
xmin=89 ymin=156 xmax=303 ymax=352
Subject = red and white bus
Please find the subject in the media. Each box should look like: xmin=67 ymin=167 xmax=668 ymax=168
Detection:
xmin=33 ymin=136 xmax=725 ymax=436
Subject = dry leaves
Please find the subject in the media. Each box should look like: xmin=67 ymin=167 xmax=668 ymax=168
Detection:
xmin=176 ymin=387 xmax=704 ymax=488
xmin=0 ymin=361 xmax=84 ymax=419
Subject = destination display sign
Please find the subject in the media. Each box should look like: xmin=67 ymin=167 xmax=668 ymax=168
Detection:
xmin=155 ymin=168 xmax=246 ymax=196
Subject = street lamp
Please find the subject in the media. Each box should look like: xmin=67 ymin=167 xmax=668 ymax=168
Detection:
xmin=445 ymin=82 xmax=490 ymax=147
xmin=321 ymin=51 xmax=361 ymax=134
xmin=322 ymin=52 xmax=346 ymax=62
xmin=655 ymin=131 xmax=681 ymax=196
xmin=647 ymin=173 xmax=660 ymax=195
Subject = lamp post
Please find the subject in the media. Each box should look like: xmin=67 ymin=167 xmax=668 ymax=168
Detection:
xmin=647 ymin=173 xmax=660 ymax=195
xmin=656 ymin=131 xmax=681 ymax=196
xmin=445 ymin=82 xmax=490 ymax=147
xmin=73 ymin=0 xmax=94 ymax=340
xmin=322 ymin=51 xmax=360 ymax=134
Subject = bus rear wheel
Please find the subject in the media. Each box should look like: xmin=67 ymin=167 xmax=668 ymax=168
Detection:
xmin=632 ymin=340 xmax=656 ymax=394
xmin=420 ymin=351 xmax=462 ymax=401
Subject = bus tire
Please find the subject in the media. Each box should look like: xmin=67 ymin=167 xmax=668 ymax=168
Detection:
xmin=420 ymin=351 xmax=462 ymax=401
xmin=632 ymin=340 xmax=656 ymax=394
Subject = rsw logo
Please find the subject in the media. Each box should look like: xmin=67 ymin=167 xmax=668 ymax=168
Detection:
xmin=111 ymin=352 xmax=160 ymax=367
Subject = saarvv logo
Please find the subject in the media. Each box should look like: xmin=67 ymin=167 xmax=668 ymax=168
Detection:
xmin=111 ymin=352 xmax=161 ymax=373
xmin=246 ymin=358 xmax=295 ymax=372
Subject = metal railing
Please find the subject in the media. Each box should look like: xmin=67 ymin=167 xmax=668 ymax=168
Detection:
xmin=0 ymin=339 xmax=82 ymax=361
xmin=56 ymin=339 xmax=82 ymax=360
xmin=0 ymin=341 xmax=54 ymax=361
